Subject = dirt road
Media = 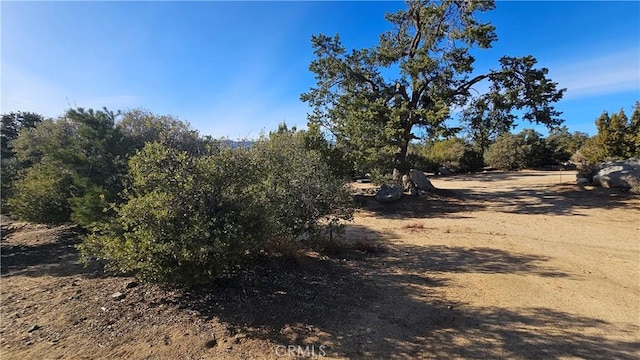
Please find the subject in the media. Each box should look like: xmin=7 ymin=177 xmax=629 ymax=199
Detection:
xmin=347 ymin=170 xmax=639 ymax=358
xmin=1 ymin=170 xmax=639 ymax=359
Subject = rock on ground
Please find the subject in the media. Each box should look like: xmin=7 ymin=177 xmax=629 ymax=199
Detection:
xmin=409 ymin=169 xmax=436 ymax=191
xmin=375 ymin=184 xmax=403 ymax=203
xmin=592 ymin=158 xmax=640 ymax=190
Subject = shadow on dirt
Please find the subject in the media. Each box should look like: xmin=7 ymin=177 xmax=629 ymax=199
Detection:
xmin=177 ymin=226 xmax=637 ymax=359
xmin=355 ymin=188 xmax=481 ymax=219
xmin=358 ymin=183 xmax=638 ymax=219
xmin=1 ymin=225 xmax=106 ymax=278
xmin=460 ymin=184 xmax=640 ymax=216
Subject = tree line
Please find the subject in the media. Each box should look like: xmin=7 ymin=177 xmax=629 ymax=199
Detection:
xmin=1 ymin=108 xmax=353 ymax=284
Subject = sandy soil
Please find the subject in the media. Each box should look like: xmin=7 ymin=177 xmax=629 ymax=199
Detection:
xmin=1 ymin=170 xmax=639 ymax=359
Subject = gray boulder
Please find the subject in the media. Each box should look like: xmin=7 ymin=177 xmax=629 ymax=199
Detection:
xmin=592 ymin=158 xmax=640 ymax=190
xmin=576 ymin=177 xmax=590 ymax=185
xmin=375 ymin=184 xmax=403 ymax=203
xmin=437 ymin=166 xmax=452 ymax=176
xmin=409 ymin=169 xmax=436 ymax=191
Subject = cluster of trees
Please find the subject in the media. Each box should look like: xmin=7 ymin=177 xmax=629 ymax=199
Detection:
xmin=576 ymin=105 xmax=640 ymax=164
xmin=2 ymin=108 xmax=352 ymax=285
xmin=301 ymin=0 xmax=565 ymax=177
xmin=299 ymin=0 xmax=637 ymax=176
xmin=3 ymin=108 xmax=212 ymax=225
xmin=406 ymin=126 xmax=589 ymax=173
xmin=405 ymin=103 xmax=639 ymax=173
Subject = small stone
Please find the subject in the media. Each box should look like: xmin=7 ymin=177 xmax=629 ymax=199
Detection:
xmin=111 ymin=292 xmax=125 ymax=300
xmin=27 ymin=325 xmax=41 ymax=333
xmin=204 ymin=339 xmax=217 ymax=348
xmin=124 ymin=281 xmax=139 ymax=289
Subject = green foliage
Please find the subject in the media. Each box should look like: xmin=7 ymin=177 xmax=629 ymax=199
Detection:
xmin=484 ymin=129 xmax=548 ymax=170
xmin=253 ymin=126 xmax=353 ymax=240
xmin=626 ymin=102 xmax=640 ymax=158
xmin=80 ymin=128 xmax=354 ymax=285
xmin=408 ymin=137 xmax=485 ymax=173
xmin=596 ymin=110 xmax=627 ymax=159
xmin=7 ymin=164 xmax=81 ymax=224
xmin=5 ymin=107 xmax=217 ymax=226
xmin=302 ymin=1 xmax=564 ymax=175
xmin=8 ymin=108 xmax=127 ymax=225
xmin=117 ymin=109 xmax=217 ymax=156
xmin=546 ymin=126 xmax=589 ymax=164
xmin=80 ymin=143 xmax=266 ymax=284
xmin=424 ymin=138 xmax=467 ymax=172
xmin=575 ymin=107 xmax=638 ymax=166
xmin=1 ymin=112 xmax=44 ymax=210
xmin=484 ymin=133 xmax=524 ymax=170
xmin=1 ymin=112 xmax=44 ymax=160
xmin=69 ymin=185 xmax=109 ymax=228
xmin=302 ymin=123 xmax=354 ymax=179
xmin=458 ymin=148 xmax=485 ymax=173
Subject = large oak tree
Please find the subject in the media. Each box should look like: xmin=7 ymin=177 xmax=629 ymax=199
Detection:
xmin=301 ymin=0 xmax=565 ymax=174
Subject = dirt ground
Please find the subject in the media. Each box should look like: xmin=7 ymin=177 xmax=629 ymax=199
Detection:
xmin=1 ymin=170 xmax=639 ymax=359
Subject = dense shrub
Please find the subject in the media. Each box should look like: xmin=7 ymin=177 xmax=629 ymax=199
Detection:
xmin=253 ymin=126 xmax=353 ymax=240
xmin=458 ymin=148 xmax=485 ymax=173
xmin=80 ymin=143 xmax=267 ymax=284
xmin=303 ymin=123 xmax=354 ymax=180
xmin=571 ymin=105 xmax=639 ymax=178
xmin=546 ymin=126 xmax=589 ymax=164
xmin=80 ymin=129 xmax=354 ymax=285
xmin=484 ymin=129 xmax=548 ymax=170
xmin=69 ymin=185 xmax=110 ymax=228
xmin=484 ymin=133 xmax=525 ymax=170
xmin=5 ymin=107 xmax=219 ymax=226
xmin=1 ymin=112 xmax=44 ymax=210
xmin=8 ymin=164 xmax=81 ymax=224
xmin=578 ymin=107 xmax=639 ymax=165
xmin=408 ymin=137 xmax=483 ymax=173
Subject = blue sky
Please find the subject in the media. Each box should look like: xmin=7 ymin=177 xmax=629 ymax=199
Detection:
xmin=2 ymin=1 xmax=638 ymax=138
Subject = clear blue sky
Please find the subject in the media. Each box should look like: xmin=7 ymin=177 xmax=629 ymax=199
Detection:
xmin=2 ymin=1 xmax=639 ymax=138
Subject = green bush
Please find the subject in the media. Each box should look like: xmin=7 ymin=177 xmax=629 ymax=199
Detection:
xmin=303 ymin=123 xmax=354 ymax=180
xmin=8 ymin=164 xmax=81 ymax=224
xmin=484 ymin=129 xmax=549 ymax=170
xmin=546 ymin=126 xmax=589 ymax=164
xmin=484 ymin=133 xmax=525 ymax=170
xmin=408 ymin=137 xmax=484 ymax=174
xmin=69 ymin=185 xmax=110 ymax=228
xmin=81 ymin=130 xmax=354 ymax=285
xmin=253 ymin=127 xmax=353 ymax=240
xmin=80 ymin=143 xmax=267 ymax=284
xmin=458 ymin=148 xmax=485 ymax=173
